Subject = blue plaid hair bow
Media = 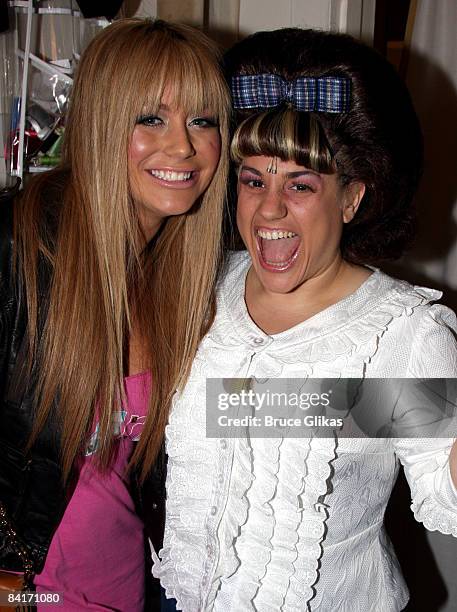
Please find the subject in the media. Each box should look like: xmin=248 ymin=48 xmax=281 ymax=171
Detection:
xmin=231 ymin=74 xmax=351 ymax=113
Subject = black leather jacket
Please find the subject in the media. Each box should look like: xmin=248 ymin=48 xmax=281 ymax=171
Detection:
xmin=0 ymin=195 xmax=165 ymax=576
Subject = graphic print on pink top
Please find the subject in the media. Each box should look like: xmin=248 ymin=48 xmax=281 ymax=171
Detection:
xmin=34 ymin=371 xmax=152 ymax=611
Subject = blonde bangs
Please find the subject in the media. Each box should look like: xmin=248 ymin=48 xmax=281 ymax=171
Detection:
xmin=231 ymin=107 xmax=336 ymax=173
xmin=127 ymin=25 xmax=230 ymax=124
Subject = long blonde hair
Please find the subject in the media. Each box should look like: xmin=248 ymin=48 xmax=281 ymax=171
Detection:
xmin=16 ymin=19 xmax=230 ymax=481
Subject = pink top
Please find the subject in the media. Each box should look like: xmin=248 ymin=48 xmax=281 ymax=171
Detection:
xmin=34 ymin=371 xmax=151 ymax=611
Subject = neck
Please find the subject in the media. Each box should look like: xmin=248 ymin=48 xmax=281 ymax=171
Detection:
xmin=245 ymin=255 xmax=371 ymax=334
xmin=141 ymin=220 xmax=163 ymax=245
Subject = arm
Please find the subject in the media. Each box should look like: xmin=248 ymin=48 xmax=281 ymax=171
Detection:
xmin=0 ymin=197 xmax=15 ymax=393
xmin=0 ymin=197 xmax=36 ymax=578
xmin=394 ymin=304 xmax=457 ymax=535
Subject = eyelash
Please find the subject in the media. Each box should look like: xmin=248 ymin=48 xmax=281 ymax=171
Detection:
xmin=136 ymin=115 xmax=218 ymax=128
xmin=190 ymin=117 xmax=218 ymax=128
xmin=290 ymin=183 xmax=315 ymax=193
xmin=240 ymin=177 xmax=265 ymax=189
xmin=137 ymin=115 xmax=162 ymax=127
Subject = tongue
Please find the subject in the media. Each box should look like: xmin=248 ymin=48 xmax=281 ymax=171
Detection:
xmin=260 ymin=236 xmax=300 ymax=263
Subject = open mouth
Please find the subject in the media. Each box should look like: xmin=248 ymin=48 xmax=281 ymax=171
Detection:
xmin=256 ymin=228 xmax=300 ymax=271
xmin=148 ymin=169 xmax=195 ymax=183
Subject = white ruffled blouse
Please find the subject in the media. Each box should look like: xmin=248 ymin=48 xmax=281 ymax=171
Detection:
xmin=152 ymin=252 xmax=457 ymax=612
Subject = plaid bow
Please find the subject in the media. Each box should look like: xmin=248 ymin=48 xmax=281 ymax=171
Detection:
xmin=231 ymin=74 xmax=351 ymax=113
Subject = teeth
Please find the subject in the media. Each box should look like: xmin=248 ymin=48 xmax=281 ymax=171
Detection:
xmin=257 ymin=229 xmax=297 ymax=240
xmin=149 ymin=169 xmax=192 ymax=181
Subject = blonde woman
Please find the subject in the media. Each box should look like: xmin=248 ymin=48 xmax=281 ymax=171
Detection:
xmin=0 ymin=19 xmax=229 ymax=610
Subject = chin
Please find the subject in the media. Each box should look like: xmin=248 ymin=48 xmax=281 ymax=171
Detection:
xmin=252 ymin=260 xmax=304 ymax=295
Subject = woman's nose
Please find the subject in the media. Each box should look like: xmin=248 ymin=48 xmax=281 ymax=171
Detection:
xmin=257 ymin=188 xmax=287 ymax=220
xmin=162 ymin=123 xmax=196 ymax=159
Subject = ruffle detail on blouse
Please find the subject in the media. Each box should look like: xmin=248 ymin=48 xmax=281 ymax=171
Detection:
xmin=402 ymin=444 xmax=457 ymax=537
xmin=214 ymin=436 xmax=337 ymax=612
xmin=151 ymin=395 xmax=218 ymax=611
xmin=270 ymin=285 xmax=441 ymax=377
xmin=213 ymin=255 xmax=442 ymax=380
xmin=251 ymin=439 xmax=312 ymax=611
xmin=216 ymin=436 xmax=255 ymax=579
xmin=215 ymin=437 xmax=282 ymax=610
xmin=282 ymin=437 xmax=337 ymax=611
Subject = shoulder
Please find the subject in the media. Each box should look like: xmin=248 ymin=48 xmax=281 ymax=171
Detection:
xmin=407 ymin=303 xmax=457 ymax=377
xmin=0 ymin=171 xmax=67 ymax=292
xmin=218 ymin=250 xmax=250 ymax=292
xmin=0 ymin=194 xmax=15 ymax=239
xmin=215 ymin=250 xmax=251 ymax=312
xmin=366 ymin=268 xmax=442 ymax=306
xmin=375 ymin=269 xmax=454 ymax=324
xmin=4 ymin=170 xmax=66 ymax=242
xmin=372 ymin=270 xmax=457 ymax=376
xmin=363 ymin=269 xmax=444 ymax=324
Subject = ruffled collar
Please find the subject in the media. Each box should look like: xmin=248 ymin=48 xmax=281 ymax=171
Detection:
xmin=218 ymin=251 xmax=441 ymax=347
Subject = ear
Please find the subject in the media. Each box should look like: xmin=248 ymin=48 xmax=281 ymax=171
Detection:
xmin=342 ymin=182 xmax=366 ymax=223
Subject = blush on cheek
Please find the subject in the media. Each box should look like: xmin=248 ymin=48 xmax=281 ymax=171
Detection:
xmin=129 ymin=127 xmax=151 ymax=161
xmin=128 ymin=144 xmax=141 ymax=167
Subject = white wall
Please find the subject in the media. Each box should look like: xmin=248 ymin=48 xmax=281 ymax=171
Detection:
xmin=129 ymin=0 xmax=375 ymax=44
xmin=239 ymin=0 xmax=333 ymax=35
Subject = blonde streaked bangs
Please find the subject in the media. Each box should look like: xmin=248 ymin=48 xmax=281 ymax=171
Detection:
xmin=231 ymin=107 xmax=336 ymax=173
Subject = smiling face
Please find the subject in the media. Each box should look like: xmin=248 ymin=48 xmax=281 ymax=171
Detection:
xmin=128 ymin=88 xmax=222 ymax=240
xmin=236 ymin=156 xmax=365 ymax=296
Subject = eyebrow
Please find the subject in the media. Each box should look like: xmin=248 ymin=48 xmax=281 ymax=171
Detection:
xmin=239 ymin=165 xmax=262 ymax=176
xmin=239 ymin=165 xmax=321 ymax=179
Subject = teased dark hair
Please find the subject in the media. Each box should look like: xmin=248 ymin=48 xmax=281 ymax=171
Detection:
xmin=225 ymin=28 xmax=423 ymax=263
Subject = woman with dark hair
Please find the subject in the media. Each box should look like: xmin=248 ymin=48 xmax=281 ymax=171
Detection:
xmin=0 ymin=18 xmax=230 ymax=610
xmin=152 ymin=28 xmax=457 ymax=611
